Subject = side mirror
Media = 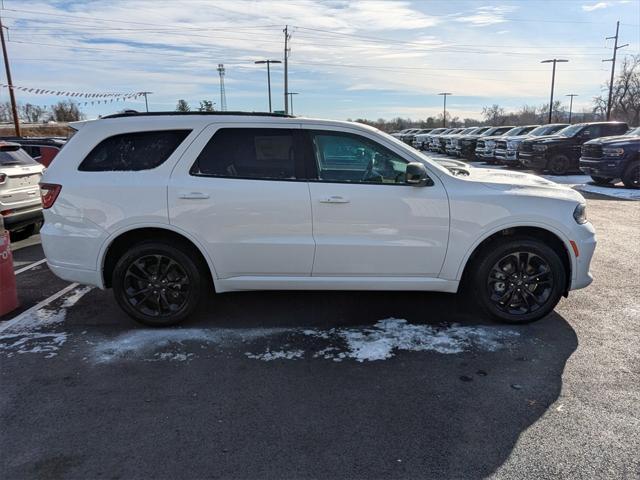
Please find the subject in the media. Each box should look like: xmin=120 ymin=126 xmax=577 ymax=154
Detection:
xmin=405 ymin=162 xmax=433 ymax=187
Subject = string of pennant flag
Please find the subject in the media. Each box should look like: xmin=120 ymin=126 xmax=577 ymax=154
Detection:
xmin=1 ymin=84 xmax=145 ymax=105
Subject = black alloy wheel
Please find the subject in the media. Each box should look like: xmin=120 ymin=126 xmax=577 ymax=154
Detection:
xmin=590 ymin=175 xmax=613 ymax=185
xmin=113 ymin=241 xmax=204 ymax=326
xmin=470 ymin=237 xmax=566 ymax=324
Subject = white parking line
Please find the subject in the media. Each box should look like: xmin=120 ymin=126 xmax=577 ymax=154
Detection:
xmin=14 ymin=258 xmax=47 ymax=275
xmin=0 ymin=283 xmax=79 ymax=334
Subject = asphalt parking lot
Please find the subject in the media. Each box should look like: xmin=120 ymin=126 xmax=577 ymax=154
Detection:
xmin=1 ymin=173 xmax=639 ymax=479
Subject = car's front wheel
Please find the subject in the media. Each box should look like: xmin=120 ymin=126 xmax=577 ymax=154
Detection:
xmin=112 ymin=241 xmax=205 ymax=326
xmin=590 ymin=175 xmax=613 ymax=185
xmin=470 ymin=237 xmax=566 ymax=324
xmin=547 ymin=154 xmax=570 ymax=175
xmin=621 ymin=160 xmax=640 ymax=189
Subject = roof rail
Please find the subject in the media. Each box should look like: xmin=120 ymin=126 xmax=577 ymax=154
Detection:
xmin=101 ymin=111 xmax=295 ymax=119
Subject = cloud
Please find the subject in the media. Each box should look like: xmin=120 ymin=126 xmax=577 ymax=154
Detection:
xmin=455 ymin=6 xmax=517 ymax=26
xmin=582 ymin=2 xmax=609 ymax=11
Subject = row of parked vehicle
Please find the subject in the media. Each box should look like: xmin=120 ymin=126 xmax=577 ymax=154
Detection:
xmin=392 ymin=122 xmax=640 ymax=188
xmin=0 ymin=136 xmax=65 ymax=239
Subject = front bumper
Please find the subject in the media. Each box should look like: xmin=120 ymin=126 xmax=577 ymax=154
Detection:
xmin=494 ymin=148 xmax=518 ymax=164
xmin=519 ymin=152 xmax=548 ymax=170
xmin=579 ymin=157 xmax=626 ymax=178
xmin=570 ymin=222 xmax=597 ymax=291
xmin=475 ymin=150 xmax=496 ymax=160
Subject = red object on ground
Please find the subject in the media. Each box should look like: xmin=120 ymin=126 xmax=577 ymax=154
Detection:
xmin=0 ymin=231 xmax=19 ymax=316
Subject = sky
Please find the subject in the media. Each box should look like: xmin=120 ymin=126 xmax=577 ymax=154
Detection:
xmin=1 ymin=0 xmax=639 ymax=121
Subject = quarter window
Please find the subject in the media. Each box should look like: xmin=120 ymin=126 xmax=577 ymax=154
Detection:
xmin=311 ymin=132 xmax=408 ymax=184
xmin=78 ymin=130 xmax=191 ymax=171
xmin=191 ymin=128 xmax=297 ymax=180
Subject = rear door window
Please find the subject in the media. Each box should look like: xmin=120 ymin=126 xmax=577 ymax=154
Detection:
xmin=79 ymin=130 xmax=191 ymax=171
xmin=190 ymin=128 xmax=299 ymax=180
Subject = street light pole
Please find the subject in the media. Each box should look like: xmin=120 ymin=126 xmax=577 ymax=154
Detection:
xmin=438 ymin=92 xmax=451 ymax=128
xmin=287 ymin=92 xmax=299 ymax=115
xmin=140 ymin=91 xmax=152 ymax=112
xmin=602 ymin=21 xmax=628 ymax=120
xmin=565 ymin=94 xmax=578 ymax=124
xmin=541 ymin=59 xmax=568 ymax=124
xmin=255 ymin=60 xmax=282 ymax=113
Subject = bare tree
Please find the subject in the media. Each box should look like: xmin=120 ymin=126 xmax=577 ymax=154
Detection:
xmin=594 ymin=55 xmax=640 ymax=125
xmin=20 ymin=103 xmax=48 ymax=123
xmin=481 ymin=104 xmax=506 ymax=125
xmin=176 ymin=99 xmax=190 ymax=112
xmin=50 ymin=100 xmax=84 ymax=122
xmin=198 ymin=100 xmax=215 ymax=112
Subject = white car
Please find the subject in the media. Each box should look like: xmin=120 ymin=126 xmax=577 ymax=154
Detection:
xmin=40 ymin=112 xmax=596 ymax=326
xmin=1 ymin=141 xmax=45 ymax=239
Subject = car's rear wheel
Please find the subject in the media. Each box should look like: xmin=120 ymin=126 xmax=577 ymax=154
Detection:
xmin=621 ymin=160 xmax=640 ymax=189
xmin=590 ymin=175 xmax=613 ymax=185
xmin=112 ymin=241 xmax=205 ymax=326
xmin=547 ymin=154 xmax=570 ymax=175
xmin=470 ymin=237 xmax=566 ymax=324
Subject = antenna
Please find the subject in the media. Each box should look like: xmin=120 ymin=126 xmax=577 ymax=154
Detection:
xmin=217 ymin=64 xmax=227 ymax=112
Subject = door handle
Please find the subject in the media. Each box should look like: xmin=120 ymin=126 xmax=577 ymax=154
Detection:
xmin=319 ymin=195 xmax=350 ymax=204
xmin=178 ymin=192 xmax=210 ymax=200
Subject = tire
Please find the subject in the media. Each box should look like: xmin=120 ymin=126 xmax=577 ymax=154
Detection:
xmin=621 ymin=160 xmax=640 ymax=189
xmin=590 ymin=175 xmax=613 ymax=185
xmin=469 ymin=237 xmax=566 ymax=324
xmin=547 ymin=154 xmax=570 ymax=175
xmin=112 ymin=241 xmax=206 ymax=327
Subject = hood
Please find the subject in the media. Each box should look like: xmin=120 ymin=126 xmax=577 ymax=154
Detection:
xmin=585 ymin=135 xmax=640 ymax=145
xmin=462 ymin=168 xmax=584 ymax=202
xmin=501 ymin=134 xmax=529 ymax=142
xmin=525 ymin=134 xmax=567 ymax=144
xmin=479 ymin=135 xmax=504 ymax=141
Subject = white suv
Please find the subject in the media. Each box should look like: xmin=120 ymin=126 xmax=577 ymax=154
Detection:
xmin=40 ymin=112 xmax=596 ymax=326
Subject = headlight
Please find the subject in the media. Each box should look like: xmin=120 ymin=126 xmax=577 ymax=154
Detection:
xmin=603 ymin=147 xmax=625 ymax=157
xmin=533 ymin=144 xmax=548 ymax=152
xmin=573 ymin=203 xmax=587 ymax=224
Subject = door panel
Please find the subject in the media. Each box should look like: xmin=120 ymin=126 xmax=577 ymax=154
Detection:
xmin=168 ymin=124 xmax=315 ymax=278
xmin=305 ymin=128 xmax=450 ymax=277
xmin=309 ymin=182 xmax=449 ymax=276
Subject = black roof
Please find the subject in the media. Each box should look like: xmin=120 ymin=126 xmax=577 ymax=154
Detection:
xmin=101 ymin=111 xmax=295 ymax=119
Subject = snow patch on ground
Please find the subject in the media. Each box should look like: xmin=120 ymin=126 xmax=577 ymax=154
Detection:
xmin=576 ymin=184 xmax=640 ymax=200
xmin=92 ymin=327 xmax=290 ymax=363
xmin=246 ymin=319 xmax=520 ymax=363
xmin=0 ymin=286 xmax=92 ymax=358
xmin=542 ymin=174 xmax=591 ymax=185
xmin=245 ymin=349 xmax=305 ymax=361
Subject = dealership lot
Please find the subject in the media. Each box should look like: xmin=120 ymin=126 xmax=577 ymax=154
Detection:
xmin=1 ymin=180 xmax=639 ymax=478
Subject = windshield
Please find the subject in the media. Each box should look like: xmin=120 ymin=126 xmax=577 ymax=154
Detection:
xmin=556 ymin=124 xmax=584 ymax=137
xmin=0 ymin=147 xmax=38 ymax=166
xmin=503 ymin=127 xmax=524 ymax=136
xmin=625 ymin=126 xmax=640 ymax=136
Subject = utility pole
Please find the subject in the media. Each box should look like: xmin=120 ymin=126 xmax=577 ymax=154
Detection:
xmin=541 ymin=59 xmax=568 ymax=124
xmin=217 ymin=64 xmax=227 ymax=111
xmin=283 ymin=25 xmax=291 ymax=115
xmin=140 ymin=92 xmax=152 ymax=112
xmin=287 ymin=92 xmax=299 ymax=115
xmin=565 ymin=94 xmax=578 ymax=124
xmin=255 ymin=59 xmax=281 ymax=112
xmin=438 ymin=93 xmax=451 ymax=127
xmin=0 ymin=15 xmax=20 ymax=136
xmin=603 ymin=21 xmax=628 ymax=120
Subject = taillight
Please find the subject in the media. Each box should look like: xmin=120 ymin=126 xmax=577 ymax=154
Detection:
xmin=0 ymin=173 xmax=6 ymax=184
xmin=39 ymin=183 xmax=62 ymax=209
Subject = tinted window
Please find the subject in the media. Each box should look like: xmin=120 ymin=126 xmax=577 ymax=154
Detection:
xmin=581 ymin=125 xmax=602 ymax=139
xmin=192 ymin=128 xmax=297 ymax=180
xmin=604 ymin=124 xmax=628 ymax=135
xmin=312 ymin=132 xmax=408 ymax=184
xmin=0 ymin=146 xmax=38 ymax=166
xmin=79 ymin=130 xmax=190 ymax=171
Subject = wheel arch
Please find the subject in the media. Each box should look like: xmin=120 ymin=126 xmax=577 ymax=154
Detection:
xmin=458 ymin=224 xmax=573 ymax=295
xmin=99 ymin=224 xmax=217 ymax=289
